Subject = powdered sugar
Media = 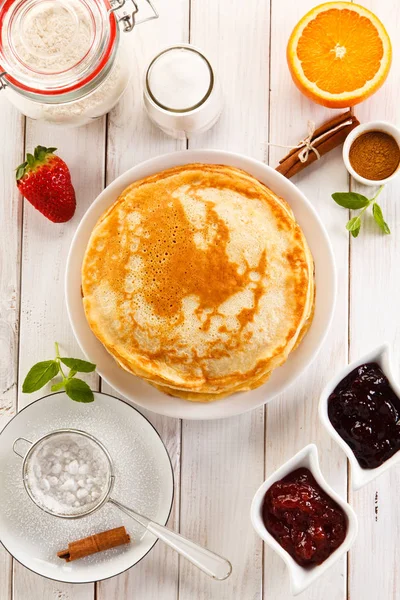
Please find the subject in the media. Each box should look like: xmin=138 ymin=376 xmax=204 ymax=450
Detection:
xmin=26 ymin=431 xmax=111 ymax=516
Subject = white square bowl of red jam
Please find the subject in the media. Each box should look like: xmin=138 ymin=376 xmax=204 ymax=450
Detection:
xmin=319 ymin=343 xmax=400 ymax=490
xmin=250 ymin=444 xmax=358 ymax=596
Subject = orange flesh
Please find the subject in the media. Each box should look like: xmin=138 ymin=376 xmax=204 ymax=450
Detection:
xmin=297 ymin=8 xmax=384 ymax=94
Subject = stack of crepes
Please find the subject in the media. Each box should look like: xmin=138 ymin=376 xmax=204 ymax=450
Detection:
xmin=82 ymin=164 xmax=315 ymax=402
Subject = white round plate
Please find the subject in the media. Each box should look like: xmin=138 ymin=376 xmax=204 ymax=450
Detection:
xmin=66 ymin=150 xmax=336 ymax=420
xmin=0 ymin=392 xmax=173 ymax=583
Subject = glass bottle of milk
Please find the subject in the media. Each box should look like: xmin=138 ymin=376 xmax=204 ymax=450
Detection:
xmin=144 ymin=45 xmax=223 ymax=139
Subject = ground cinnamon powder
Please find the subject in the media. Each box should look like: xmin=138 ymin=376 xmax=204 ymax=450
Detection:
xmin=349 ymin=131 xmax=400 ymax=181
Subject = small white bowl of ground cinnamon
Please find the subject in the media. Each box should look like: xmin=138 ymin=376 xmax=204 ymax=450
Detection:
xmin=343 ymin=121 xmax=400 ymax=186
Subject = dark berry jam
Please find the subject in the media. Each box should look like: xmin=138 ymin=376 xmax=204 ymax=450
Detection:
xmin=262 ymin=468 xmax=347 ymax=567
xmin=328 ymin=362 xmax=400 ymax=469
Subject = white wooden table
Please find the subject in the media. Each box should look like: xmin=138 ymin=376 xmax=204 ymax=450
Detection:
xmin=1 ymin=0 xmax=399 ymax=598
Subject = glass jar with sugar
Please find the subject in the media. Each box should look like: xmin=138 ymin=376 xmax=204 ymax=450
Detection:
xmin=0 ymin=0 xmax=158 ymax=126
xmin=143 ymin=44 xmax=223 ymax=139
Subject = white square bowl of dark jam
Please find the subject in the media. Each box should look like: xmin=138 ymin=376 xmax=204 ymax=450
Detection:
xmin=319 ymin=343 xmax=400 ymax=490
xmin=250 ymin=444 xmax=358 ymax=596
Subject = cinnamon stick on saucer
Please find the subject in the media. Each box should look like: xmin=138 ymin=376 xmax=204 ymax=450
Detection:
xmin=58 ymin=526 xmax=131 ymax=562
xmin=276 ymin=110 xmax=360 ymax=179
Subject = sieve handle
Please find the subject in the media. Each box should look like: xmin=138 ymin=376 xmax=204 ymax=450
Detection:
xmin=146 ymin=521 xmax=232 ymax=580
xmin=13 ymin=437 xmax=33 ymax=459
xmin=109 ymin=498 xmax=232 ymax=580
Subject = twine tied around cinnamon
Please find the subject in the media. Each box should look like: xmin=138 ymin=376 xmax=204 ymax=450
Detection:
xmin=270 ymin=118 xmax=354 ymax=163
xmin=274 ymin=111 xmax=360 ymax=179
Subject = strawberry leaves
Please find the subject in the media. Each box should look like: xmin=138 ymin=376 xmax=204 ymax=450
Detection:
xmin=15 ymin=162 xmax=28 ymax=181
xmin=16 ymin=146 xmax=58 ymax=180
xmin=22 ymin=342 xmax=96 ymax=403
xmin=34 ymin=145 xmax=56 ymax=162
xmin=332 ymin=185 xmax=390 ymax=238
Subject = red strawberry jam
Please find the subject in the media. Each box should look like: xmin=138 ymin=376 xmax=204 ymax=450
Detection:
xmin=328 ymin=363 xmax=400 ymax=469
xmin=262 ymin=468 xmax=347 ymax=567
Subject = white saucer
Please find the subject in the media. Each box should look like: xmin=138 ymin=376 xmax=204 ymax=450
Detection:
xmin=0 ymin=392 xmax=173 ymax=583
xmin=66 ymin=149 xmax=336 ymax=419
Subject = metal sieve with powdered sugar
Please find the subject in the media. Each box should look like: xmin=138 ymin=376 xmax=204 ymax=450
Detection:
xmin=21 ymin=430 xmax=113 ymax=517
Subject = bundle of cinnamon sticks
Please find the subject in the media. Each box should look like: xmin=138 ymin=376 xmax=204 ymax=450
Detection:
xmin=276 ymin=110 xmax=360 ymax=178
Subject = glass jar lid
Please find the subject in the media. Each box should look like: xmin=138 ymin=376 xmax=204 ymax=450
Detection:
xmin=0 ymin=0 xmax=118 ymax=95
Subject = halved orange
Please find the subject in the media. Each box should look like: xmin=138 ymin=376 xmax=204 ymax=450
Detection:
xmin=287 ymin=2 xmax=392 ymax=108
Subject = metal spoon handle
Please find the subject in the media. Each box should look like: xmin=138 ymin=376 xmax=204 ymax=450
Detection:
xmin=109 ymin=498 xmax=232 ymax=580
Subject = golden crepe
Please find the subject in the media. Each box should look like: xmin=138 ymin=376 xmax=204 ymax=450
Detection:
xmin=150 ymin=300 xmax=315 ymax=401
xmin=82 ymin=164 xmax=314 ymax=402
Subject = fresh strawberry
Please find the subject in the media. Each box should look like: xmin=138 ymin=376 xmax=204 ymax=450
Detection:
xmin=16 ymin=146 xmax=76 ymax=223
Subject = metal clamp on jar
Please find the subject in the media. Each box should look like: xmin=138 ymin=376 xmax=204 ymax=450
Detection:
xmin=0 ymin=0 xmax=158 ymax=126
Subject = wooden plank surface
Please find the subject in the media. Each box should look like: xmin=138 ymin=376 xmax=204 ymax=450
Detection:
xmin=98 ymin=1 xmax=188 ymax=599
xmin=348 ymin=2 xmax=400 ymax=599
xmin=0 ymin=94 xmax=24 ymax=600
xmin=14 ymin=119 xmax=105 ymax=600
xmin=264 ymin=1 xmax=349 ymax=598
xmin=178 ymin=1 xmax=269 ymax=599
xmin=0 ymin=0 xmax=399 ymax=599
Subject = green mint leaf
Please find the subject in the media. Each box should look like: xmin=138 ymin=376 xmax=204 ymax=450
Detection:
xmin=60 ymin=357 xmax=96 ymax=373
xmin=68 ymin=370 xmax=77 ymax=379
xmin=346 ymin=216 xmax=361 ymax=233
xmin=350 ymin=224 xmax=361 ymax=238
xmin=372 ymin=203 xmax=391 ymax=234
xmin=332 ymin=192 xmax=370 ymax=210
xmin=22 ymin=360 xmax=59 ymax=393
xmin=65 ymin=378 xmax=94 ymax=403
xmin=51 ymin=381 xmax=65 ymax=392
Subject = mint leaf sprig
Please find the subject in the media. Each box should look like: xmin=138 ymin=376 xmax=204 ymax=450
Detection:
xmin=22 ymin=342 xmax=96 ymax=403
xmin=332 ymin=185 xmax=390 ymax=238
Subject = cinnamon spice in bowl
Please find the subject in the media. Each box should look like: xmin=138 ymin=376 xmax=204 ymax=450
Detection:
xmin=343 ymin=122 xmax=400 ymax=186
